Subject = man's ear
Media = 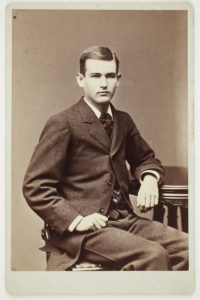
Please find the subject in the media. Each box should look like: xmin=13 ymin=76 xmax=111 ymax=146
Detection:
xmin=76 ymin=73 xmax=84 ymax=87
xmin=116 ymin=73 xmax=121 ymax=88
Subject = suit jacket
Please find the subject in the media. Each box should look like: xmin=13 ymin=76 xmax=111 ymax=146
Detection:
xmin=23 ymin=97 xmax=163 ymax=270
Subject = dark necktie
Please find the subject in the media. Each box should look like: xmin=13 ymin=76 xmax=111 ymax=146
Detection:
xmin=99 ymin=113 xmax=113 ymax=139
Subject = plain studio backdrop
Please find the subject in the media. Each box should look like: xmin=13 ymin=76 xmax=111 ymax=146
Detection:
xmin=11 ymin=9 xmax=188 ymax=270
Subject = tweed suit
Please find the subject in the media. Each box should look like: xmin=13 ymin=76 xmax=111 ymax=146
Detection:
xmin=23 ymin=98 xmax=188 ymax=270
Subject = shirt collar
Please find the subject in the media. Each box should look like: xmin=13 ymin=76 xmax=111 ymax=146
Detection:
xmin=84 ymin=97 xmax=113 ymax=119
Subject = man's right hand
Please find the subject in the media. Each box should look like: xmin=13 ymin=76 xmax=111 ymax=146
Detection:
xmin=75 ymin=213 xmax=108 ymax=232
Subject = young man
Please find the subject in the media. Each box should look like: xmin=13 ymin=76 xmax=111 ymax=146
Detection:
xmin=23 ymin=46 xmax=188 ymax=271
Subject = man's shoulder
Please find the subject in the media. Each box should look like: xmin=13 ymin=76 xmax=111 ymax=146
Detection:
xmin=46 ymin=100 xmax=81 ymax=127
xmin=113 ymin=106 xmax=133 ymax=123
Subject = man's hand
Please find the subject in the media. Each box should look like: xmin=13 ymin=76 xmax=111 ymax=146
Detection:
xmin=75 ymin=213 xmax=108 ymax=232
xmin=137 ymin=175 xmax=159 ymax=212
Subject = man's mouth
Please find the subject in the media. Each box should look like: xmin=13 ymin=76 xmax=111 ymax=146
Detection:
xmin=97 ymin=92 xmax=110 ymax=95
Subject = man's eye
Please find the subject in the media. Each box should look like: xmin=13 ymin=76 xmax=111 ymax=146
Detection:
xmin=91 ymin=75 xmax=100 ymax=78
xmin=106 ymin=74 xmax=117 ymax=78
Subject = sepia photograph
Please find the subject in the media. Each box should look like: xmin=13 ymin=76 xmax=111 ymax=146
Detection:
xmin=5 ymin=1 xmax=195 ymax=295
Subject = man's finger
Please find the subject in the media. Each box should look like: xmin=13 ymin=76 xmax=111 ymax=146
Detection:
xmin=99 ymin=215 xmax=108 ymax=222
xmin=150 ymin=194 xmax=158 ymax=207
xmin=155 ymin=195 xmax=159 ymax=205
xmin=94 ymin=213 xmax=108 ymax=222
xmin=93 ymin=217 xmax=106 ymax=228
xmin=93 ymin=222 xmax=101 ymax=230
xmin=145 ymin=195 xmax=151 ymax=208
xmin=97 ymin=220 xmax=106 ymax=227
xmin=90 ymin=225 xmax=96 ymax=231
xmin=140 ymin=193 xmax=146 ymax=207
xmin=150 ymin=195 xmax=154 ymax=207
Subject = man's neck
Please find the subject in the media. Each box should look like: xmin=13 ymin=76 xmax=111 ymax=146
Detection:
xmin=84 ymin=97 xmax=110 ymax=114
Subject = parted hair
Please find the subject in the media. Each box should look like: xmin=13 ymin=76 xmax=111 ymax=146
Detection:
xmin=79 ymin=46 xmax=120 ymax=75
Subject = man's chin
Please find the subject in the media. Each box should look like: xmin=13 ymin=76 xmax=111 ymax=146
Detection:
xmin=85 ymin=96 xmax=113 ymax=106
xmin=96 ymin=96 xmax=112 ymax=104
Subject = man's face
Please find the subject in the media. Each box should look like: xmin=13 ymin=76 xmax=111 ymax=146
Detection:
xmin=76 ymin=59 xmax=121 ymax=107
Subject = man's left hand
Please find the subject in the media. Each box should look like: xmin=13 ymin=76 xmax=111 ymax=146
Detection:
xmin=137 ymin=175 xmax=159 ymax=212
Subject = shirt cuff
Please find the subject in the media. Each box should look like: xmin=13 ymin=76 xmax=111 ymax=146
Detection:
xmin=140 ymin=170 xmax=160 ymax=183
xmin=68 ymin=215 xmax=83 ymax=232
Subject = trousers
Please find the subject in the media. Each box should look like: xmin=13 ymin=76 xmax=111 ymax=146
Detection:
xmin=81 ymin=214 xmax=188 ymax=271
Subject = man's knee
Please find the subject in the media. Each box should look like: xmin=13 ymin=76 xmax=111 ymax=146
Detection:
xmin=122 ymin=242 xmax=170 ymax=271
xmin=147 ymin=243 xmax=170 ymax=270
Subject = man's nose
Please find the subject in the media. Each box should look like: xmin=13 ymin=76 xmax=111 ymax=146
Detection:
xmin=100 ymin=76 xmax=108 ymax=88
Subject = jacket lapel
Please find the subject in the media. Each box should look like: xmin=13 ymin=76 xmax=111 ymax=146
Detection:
xmin=78 ymin=98 xmax=111 ymax=152
xmin=110 ymin=105 xmax=124 ymax=158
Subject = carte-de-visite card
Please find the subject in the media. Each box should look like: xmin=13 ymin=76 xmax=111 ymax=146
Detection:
xmin=5 ymin=1 xmax=195 ymax=295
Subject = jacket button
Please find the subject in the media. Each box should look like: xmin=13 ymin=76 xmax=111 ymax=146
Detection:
xmin=99 ymin=208 xmax=104 ymax=213
xmin=107 ymin=180 xmax=112 ymax=186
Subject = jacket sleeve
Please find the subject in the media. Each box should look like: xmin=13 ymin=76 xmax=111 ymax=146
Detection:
xmin=22 ymin=116 xmax=80 ymax=235
xmin=125 ymin=113 xmax=164 ymax=183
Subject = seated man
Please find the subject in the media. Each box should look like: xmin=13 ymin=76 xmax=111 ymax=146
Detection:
xmin=23 ymin=46 xmax=188 ymax=271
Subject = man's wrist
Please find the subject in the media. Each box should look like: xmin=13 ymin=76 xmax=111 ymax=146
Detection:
xmin=140 ymin=170 xmax=160 ymax=182
xmin=142 ymin=173 xmax=158 ymax=181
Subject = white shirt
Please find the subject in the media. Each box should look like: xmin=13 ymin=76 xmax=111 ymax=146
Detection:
xmin=84 ymin=97 xmax=113 ymax=119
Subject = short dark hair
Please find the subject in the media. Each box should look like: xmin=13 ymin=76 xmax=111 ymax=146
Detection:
xmin=79 ymin=46 xmax=120 ymax=75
